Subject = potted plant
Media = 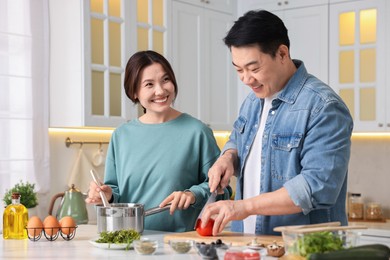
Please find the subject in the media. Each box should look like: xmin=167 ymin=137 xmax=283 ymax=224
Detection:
xmin=3 ymin=180 xmax=38 ymax=209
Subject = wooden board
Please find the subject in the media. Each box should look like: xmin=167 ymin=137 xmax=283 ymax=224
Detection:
xmin=163 ymin=231 xmax=282 ymax=247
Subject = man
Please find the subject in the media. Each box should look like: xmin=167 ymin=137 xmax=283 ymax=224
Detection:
xmin=201 ymin=10 xmax=353 ymax=235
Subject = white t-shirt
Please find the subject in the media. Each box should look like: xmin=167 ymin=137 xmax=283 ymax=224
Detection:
xmin=243 ymin=95 xmax=275 ymax=234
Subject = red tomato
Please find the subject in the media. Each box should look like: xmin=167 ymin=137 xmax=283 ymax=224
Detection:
xmin=195 ymin=218 xmax=215 ymax=236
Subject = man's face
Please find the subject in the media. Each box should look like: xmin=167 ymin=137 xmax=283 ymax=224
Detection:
xmin=231 ymin=45 xmax=286 ymax=99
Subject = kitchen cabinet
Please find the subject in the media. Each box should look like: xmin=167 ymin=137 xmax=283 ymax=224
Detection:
xmin=329 ymin=0 xmax=389 ymax=131
xmin=170 ymin=1 xmax=237 ymax=130
xmin=237 ymin=0 xmax=329 ymax=105
xmin=240 ymin=0 xmax=328 ymax=13
xmin=175 ymin=0 xmax=234 ymax=14
xmin=359 ymin=229 xmax=390 ymax=247
xmin=350 ymin=220 xmax=390 ymax=247
xmin=49 ymin=0 xmax=137 ymax=128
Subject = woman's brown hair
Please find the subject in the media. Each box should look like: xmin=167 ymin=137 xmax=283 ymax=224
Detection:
xmin=124 ymin=50 xmax=178 ymax=105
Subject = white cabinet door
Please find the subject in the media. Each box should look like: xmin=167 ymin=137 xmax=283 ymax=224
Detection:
xmin=171 ymin=1 xmax=236 ymax=130
xmin=49 ymin=0 xmax=137 ymax=128
xmin=175 ymin=0 xmax=234 ymax=14
xmin=238 ymin=0 xmax=328 ymax=16
xmin=284 ymin=5 xmax=329 ymax=84
xmin=329 ymin=0 xmax=388 ymax=131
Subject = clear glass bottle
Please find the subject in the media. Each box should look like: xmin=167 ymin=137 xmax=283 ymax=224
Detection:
xmin=3 ymin=192 xmax=29 ymax=239
xmin=366 ymin=203 xmax=383 ymax=220
xmin=349 ymin=193 xmax=364 ymax=220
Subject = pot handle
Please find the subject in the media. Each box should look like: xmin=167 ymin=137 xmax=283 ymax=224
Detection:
xmin=145 ymin=204 xmax=171 ymax=217
xmin=48 ymin=192 xmax=65 ymax=215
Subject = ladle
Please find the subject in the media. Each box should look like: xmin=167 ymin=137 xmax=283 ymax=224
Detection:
xmin=90 ymin=169 xmax=110 ymax=207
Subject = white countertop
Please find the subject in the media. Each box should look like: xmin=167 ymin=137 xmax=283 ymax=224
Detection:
xmin=0 ymin=224 xmax=275 ymax=259
xmin=4 ymin=222 xmax=388 ymax=259
xmin=349 ymin=219 xmax=390 ymax=236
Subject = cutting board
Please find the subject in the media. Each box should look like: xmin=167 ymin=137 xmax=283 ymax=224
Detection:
xmin=163 ymin=231 xmax=282 ymax=247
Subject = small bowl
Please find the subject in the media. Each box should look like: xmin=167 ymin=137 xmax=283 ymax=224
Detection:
xmin=223 ymin=248 xmax=261 ymax=260
xmin=195 ymin=242 xmax=218 ymax=259
xmin=282 ymin=230 xmax=360 ymax=257
xmin=133 ymin=238 xmax=158 ymax=255
xmin=169 ymin=239 xmax=194 ymax=254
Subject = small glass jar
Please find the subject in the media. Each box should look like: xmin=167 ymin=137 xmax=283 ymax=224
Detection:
xmin=349 ymin=193 xmax=364 ymax=220
xmin=365 ymin=203 xmax=383 ymax=220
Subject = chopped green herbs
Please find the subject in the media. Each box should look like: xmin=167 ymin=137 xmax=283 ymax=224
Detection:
xmin=95 ymin=229 xmax=141 ymax=250
xmin=296 ymin=231 xmax=344 ymax=258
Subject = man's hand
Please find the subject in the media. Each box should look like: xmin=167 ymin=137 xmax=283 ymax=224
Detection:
xmin=208 ymin=149 xmax=238 ymax=193
xmin=200 ymin=200 xmax=250 ymax=236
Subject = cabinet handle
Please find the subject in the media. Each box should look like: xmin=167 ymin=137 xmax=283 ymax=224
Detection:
xmin=387 ymin=123 xmax=390 ymax=127
xmin=204 ymin=0 xmax=209 ymax=3
xmin=284 ymin=1 xmax=289 ymax=4
xmin=378 ymin=123 xmax=384 ymax=127
xmin=277 ymin=2 xmax=282 ymax=6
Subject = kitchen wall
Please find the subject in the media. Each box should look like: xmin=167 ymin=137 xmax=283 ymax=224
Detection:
xmin=41 ymin=129 xmax=112 ymax=223
xmin=348 ymin=136 xmax=390 ymax=219
xmin=42 ymin=130 xmax=390 ymax=224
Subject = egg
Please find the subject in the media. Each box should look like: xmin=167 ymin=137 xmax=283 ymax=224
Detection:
xmin=59 ymin=216 xmax=76 ymax=235
xmin=43 ymin=215 xmax=60 ymax=236
xmin=27 ymin=216 xmax=43 ymax=237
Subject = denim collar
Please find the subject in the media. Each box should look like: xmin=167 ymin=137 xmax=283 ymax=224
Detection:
xmin=278 ymin=59 xmax=307 ymax=105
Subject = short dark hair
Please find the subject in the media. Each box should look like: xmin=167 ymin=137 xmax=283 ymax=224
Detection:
xmin=124 ymin=50 xmax=178 ymax=104
xmin=223 ymin=10 xmax=290 ymax=57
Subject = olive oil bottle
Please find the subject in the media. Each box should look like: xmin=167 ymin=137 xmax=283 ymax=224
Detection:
xmin=3 ymin=192 xmax=28 ymax=239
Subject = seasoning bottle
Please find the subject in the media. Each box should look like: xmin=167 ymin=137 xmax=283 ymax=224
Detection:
xmin=349 ymin=193 xmax=364 ymax=220
xmin=3 ymin=192 xmax=29 ymax=239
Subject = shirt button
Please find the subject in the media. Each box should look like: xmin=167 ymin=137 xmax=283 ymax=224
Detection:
xmin=263 ymin=135 xmax=268 ymax=139
xmin=271 ymin=110 xmax=275 ymax=115
xmin=287 ymin=144 xmax=291 ymax=148
xmin=245 ymin=145 xmax=249 ymax=150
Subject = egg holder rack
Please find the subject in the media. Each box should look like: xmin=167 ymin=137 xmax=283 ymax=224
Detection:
xmin=25 ymin=226 xmax=78 ymax=241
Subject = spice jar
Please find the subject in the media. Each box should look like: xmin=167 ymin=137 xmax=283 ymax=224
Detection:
xmin=366 ymin=203 xmax=383 ymax=220
xmin=349 ymin=193 xmax=364 ymax=220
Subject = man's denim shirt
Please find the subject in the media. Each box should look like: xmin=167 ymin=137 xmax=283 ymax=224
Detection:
xmin=223 ymin=60 xmax=353 ymax=235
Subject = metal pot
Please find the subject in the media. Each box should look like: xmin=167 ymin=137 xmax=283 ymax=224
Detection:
xmin=96 ymin=203 xmax=170 ymax=233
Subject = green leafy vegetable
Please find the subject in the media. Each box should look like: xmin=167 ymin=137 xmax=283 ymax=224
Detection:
xmin=295 ymin=231 xmax=344 ymax=258
xmin=95 ymin=229 xmax=141 ymax=250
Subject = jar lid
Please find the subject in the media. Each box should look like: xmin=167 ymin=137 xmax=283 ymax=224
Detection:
xmin=11 ymin=192 xmax=21 ymax=199
xmin=367 ymin=202 xmax=381 ymax=206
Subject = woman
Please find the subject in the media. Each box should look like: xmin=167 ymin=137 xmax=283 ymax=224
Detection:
xmin=86 ymin=50 xmax=230 ymax=232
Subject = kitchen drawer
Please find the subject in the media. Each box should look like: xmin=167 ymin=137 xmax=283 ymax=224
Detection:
xmin=358 ymin=228 xmax=390 ymax=247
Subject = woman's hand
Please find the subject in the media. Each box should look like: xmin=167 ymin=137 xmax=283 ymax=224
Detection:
xmin=85 ymin=180 xmax=113 ymax=204
xmin=159 ymin=190 xmax=195 ymax=215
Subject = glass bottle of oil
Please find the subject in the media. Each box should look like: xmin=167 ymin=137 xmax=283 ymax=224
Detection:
xmin=3 ymin=192 xmax=28 ymax=239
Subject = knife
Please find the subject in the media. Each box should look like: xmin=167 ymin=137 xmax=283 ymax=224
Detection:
xmin=194 ymin=190 xmax=217 ymax=229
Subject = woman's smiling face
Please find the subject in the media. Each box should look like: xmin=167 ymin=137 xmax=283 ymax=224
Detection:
xmin=135 ymin=62 xmax=176 ymax=115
